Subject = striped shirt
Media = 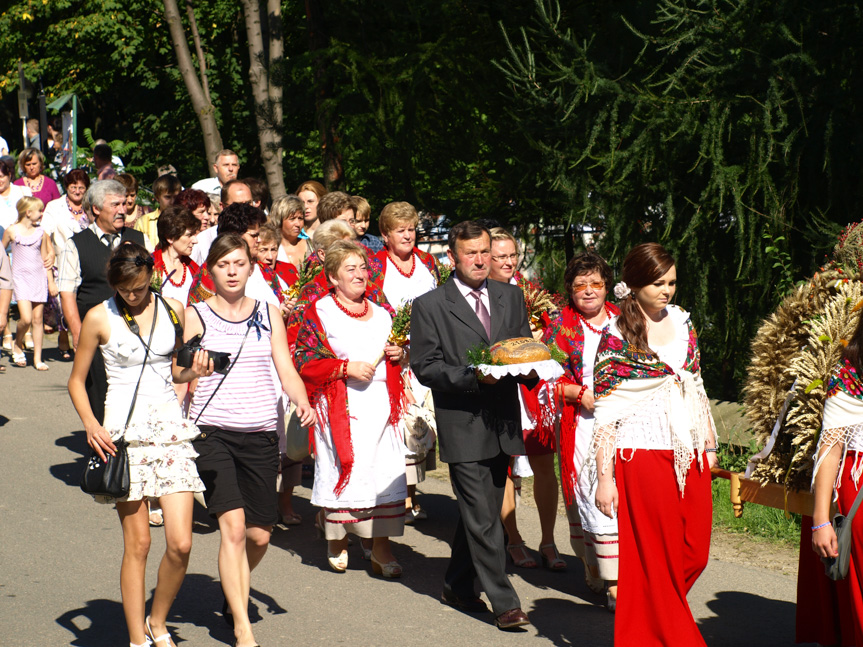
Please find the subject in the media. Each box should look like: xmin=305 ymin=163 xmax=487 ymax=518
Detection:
xmin=188 ymin=300 xmax=279 ymax=432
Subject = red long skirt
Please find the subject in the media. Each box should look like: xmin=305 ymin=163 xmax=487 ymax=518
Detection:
xmin=615 ymin=449 xmax=712 ymax=647
xmin=836 ymin=455 xmax=863 ymax=646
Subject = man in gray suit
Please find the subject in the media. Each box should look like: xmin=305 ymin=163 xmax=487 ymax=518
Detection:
xmin=411 ymin=220 xmax=533 ymax=630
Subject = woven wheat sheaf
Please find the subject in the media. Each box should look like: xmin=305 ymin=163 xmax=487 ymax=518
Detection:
xmin=744 ymin=278 xmax=863 ymax=490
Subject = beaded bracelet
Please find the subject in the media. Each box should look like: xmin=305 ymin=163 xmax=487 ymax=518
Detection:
xmin=341 ymin=358 xmax=349 ymax=379
xmin=812 ymin=522 xmax=831 ymax=532
xmin=575 ymin=385 xmax=588 ymax=407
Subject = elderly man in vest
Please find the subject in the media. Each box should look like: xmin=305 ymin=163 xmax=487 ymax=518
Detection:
xmin=59 ymin=179 xmax=145 ymax=423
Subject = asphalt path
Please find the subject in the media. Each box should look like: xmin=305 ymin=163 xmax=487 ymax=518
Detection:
xmin=0 ymin=346 xmax=808 ymax=646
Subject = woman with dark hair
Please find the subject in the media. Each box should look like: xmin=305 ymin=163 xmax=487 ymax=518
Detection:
xmin=13 ymin=148 xmax=60 ymax=205
xmin=67 ymin=241 xmax=212 ymax=647
xmin=591 ymin=242 xmax=717 ymax=645
xmin=41 ymin=169 xmax=92 ymax=358
xmin=540 ymin=251 xmax=621 ymax=598
xmin=153 ymin=205 xmax=201 ymax=305
xmin=186 ymin=233 xmax=315 ymax=647
xmin=173 ymin=189 xmax=211 ymax=230
xmin=812 ymin=313 xmax=863 ymax=645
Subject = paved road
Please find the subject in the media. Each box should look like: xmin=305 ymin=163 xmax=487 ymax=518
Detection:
xmin=0 ymin=347 xmax=807 ymax=646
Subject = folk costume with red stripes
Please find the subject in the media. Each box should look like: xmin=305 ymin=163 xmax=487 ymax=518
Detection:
xmin=590 ymin=304 xmax=715 ymax=647
xmin=540 ymin=301 xmax=620 ymax=576
xmin=294 ymin=295 xmax=408 ymax=538
xmin=151 ymin=248 xmax=199 ymax=304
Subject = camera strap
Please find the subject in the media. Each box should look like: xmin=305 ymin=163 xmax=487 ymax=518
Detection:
xmin=114 ymin=293 xmax=183 ymax=357
xmin=192 ymin=300 xmax=259 ymax=425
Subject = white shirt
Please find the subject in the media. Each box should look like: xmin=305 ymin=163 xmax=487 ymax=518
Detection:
xmin=0 ymin=185 xmax=32 ymax=231
xmin=191 ymin=225 xmax=219 ymax=266
xmin=58 ymin=222 xmax=121 ymax=293
xmin=190 ymin=177 xmax=222 ymax=195
xmin=0 ymin=136 xmax=8 ymax=156
xmin=453 ymin=275 xmax=490 ymax=313
xmin=244 ymin=264 xmax=280 ymax=307
xmin=42 ymin=196 xmax=86 ymax=256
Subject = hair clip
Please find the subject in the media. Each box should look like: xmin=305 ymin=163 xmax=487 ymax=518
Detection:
xmin=613 ymin=281 xmax=631 ymax=299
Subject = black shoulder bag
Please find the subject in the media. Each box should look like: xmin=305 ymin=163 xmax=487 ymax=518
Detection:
xmin=823 ymin=484 xmax=863 ymax=580
xmin=81 ymin=296 xmax=158 ymax=498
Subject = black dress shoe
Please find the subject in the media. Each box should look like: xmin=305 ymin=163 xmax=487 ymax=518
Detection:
xmin=495 ymin=607 xmax=530 ymax=630
xmin=440 ymin=590 xmax=490 ymax=613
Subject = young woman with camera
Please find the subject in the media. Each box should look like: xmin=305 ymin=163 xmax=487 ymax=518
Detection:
xmin=184 ymin=232 xmax=315 ymax=647
xmin=68 ymin=241 xmax=214 ymax=647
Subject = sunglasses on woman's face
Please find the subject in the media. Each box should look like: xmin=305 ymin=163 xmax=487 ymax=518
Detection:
xmin=572 ymin=281 xmax=605 ymax=292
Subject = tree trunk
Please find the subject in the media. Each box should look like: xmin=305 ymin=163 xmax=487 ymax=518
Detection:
xmin=240 ymin=0 xmax=287 ymax=201
xmin=305 ymin=0 xmax=344 ymax=190
xmin=163 ymin=0 xmax=223 ymax=174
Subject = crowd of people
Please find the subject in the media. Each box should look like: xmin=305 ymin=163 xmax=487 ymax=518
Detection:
xmin=10 ymin=144 xmax=859 ymax=647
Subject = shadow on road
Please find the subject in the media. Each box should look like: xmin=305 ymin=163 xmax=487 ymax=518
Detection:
xmin=56 ymin=574 xmax=282 ymax=646
xmin=531 ymin=596 xmax=614 ymax=645
xmin=699 ymin=591 xmax=797 ymax=646
xmin=51 ymin=430 xmax=89 ymax=487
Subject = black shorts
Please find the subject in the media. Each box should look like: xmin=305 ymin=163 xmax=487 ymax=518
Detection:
xmin=192 ymin=427 xmax=279 ymax=526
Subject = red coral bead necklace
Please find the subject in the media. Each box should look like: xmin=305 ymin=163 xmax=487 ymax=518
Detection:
xmin=388 ymin=251 xmax=416 ymax=278
xmin=578 ymin=304 xmax=611 ymax=335
xmin=334 ymin=295 xmax=369 ymax=318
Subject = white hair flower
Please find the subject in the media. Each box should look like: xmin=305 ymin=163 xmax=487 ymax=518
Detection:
xmin=613 ymin=281 xmax=631 ymax=300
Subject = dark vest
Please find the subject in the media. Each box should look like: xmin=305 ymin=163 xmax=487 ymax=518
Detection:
xmin=71 ymin=227 xmax=145 ymax=317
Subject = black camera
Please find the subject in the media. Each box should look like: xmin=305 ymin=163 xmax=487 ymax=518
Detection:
xmin=176 ymin=334 xmax=231 ymax=374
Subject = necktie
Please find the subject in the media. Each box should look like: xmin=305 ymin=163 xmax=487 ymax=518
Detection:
xmin=469 ymin=289 xmax=491 ymax=338
xmin=102 ymin=233 xmax=117 ymax=249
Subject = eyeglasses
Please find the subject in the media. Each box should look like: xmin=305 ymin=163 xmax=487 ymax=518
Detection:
xmin=572 ymin=281 xmax=605 ymax=293
xmin=491 ymin=254 xmax=518 ymax=262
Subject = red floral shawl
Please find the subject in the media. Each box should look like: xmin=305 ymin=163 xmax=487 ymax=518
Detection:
xmin=540 ymin=302 xmax=620 ymax=504
xmin=294 ymin=298 xmax=407 ymax=496
xmin=258 ymin=261 xmax=299 ymax=304
xmin=186 ymin=262 xmax=215 ymax=305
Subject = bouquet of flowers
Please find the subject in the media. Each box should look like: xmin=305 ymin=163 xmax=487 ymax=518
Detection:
xmin=388 ymin=300 xmax=412 ymax=346
xmin=150 ymin=270 xmax=163 ymax=294
xmin=520 ymin=277 xmax=563 ymax=330
xmin=284 ymin=263 xmax=322 ymax=301
xmin=436 ymin=260 xmax=453 ymax=286
xmin=374 ymin=301 xmax=412 ymax=365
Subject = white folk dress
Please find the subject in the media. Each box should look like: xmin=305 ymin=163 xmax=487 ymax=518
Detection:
xmin=311 ymin=296 xmax=408 ymax=539
xmin=97 ymin=297 xmax=203 ymax=503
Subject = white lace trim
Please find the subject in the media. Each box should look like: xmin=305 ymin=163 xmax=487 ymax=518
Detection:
xmin=813 ymin=424 xmax=863 ymax=499
xmin=589 ymin=372 xmax=715 ymax=494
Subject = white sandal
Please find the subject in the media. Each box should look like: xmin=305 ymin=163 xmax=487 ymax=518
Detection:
xmin=145 ymin=616 xmax=173 ymax=646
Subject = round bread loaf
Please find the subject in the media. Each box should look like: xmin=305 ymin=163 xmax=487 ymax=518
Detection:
xmin=490 ymin=337 xmax=551 ymax=365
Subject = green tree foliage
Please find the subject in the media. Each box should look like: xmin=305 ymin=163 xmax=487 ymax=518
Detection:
xmin=496 ymin=0 xmax=863 ymax=398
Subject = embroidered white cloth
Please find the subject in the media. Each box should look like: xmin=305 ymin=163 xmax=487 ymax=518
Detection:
xmin=473 ymin=359 xmax=565 ymax=382
xmin=814 ymin=390 xmax=863 ymax=495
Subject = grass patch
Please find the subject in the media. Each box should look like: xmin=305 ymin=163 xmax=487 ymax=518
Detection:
xmin=711 ymin=442 xmax=801 ymax=546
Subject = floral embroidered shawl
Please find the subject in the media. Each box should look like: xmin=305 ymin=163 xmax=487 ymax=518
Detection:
xmin=294 ymin=298 xmax=407 ymax=496
xmin=540 ymin=302 xmax=620 ymax=504
xmin=591 ymin=307 xmax=713 ymax=494
xmin=186 ymin=262 xmax=215 ymax=305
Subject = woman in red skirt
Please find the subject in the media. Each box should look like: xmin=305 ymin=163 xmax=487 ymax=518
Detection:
xmin=812 ymin=313 xmax=863 ymax=645
xmin=592 ymin=243 xmax=717 ymax=646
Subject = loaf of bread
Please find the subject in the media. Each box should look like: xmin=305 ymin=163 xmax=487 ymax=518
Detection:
xmin=490 ymin=337 xmax=551 ymax=365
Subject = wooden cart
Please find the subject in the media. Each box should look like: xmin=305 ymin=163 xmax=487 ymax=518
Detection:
xmin=711 ymin=467 xmax=816 ymax=518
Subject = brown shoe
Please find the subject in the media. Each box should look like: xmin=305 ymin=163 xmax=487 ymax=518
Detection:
xmin=495 ymin=607 xmax=530 ymax=630
xmin=440 ymin=590 xmax=489 ymax=614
